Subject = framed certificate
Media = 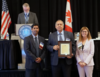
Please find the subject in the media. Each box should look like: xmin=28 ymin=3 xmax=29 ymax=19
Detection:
xmin=58 ymin=41 xmax=72 ymax=57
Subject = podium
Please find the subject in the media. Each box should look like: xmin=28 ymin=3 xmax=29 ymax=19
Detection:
xmin=15 ymin=24 xmax=32 ymax=36
xmin=11 ymin=24 xmax=32 ymax=69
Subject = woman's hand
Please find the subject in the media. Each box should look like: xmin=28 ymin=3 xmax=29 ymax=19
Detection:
xmin=79 ymin=62 xmax=87 ymax=67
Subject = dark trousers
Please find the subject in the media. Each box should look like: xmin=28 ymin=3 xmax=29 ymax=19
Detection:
xmin=25 ymin=64 xmax=43 ymax=77
xmin=51 ymin=58 xmax=72 ymax=77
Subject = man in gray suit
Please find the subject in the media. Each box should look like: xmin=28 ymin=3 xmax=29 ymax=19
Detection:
xmin=47 ymin=20 xmax=76 ymax=77
xmin=24 ymin=24 xmax=45 ymax=77
xmin=17 ymin=3 xmax=38 ymax=24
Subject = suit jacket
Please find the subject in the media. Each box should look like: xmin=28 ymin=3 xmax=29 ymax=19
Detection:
xmin=76 ymin=39 xmax=94 ymax=66
xmin=47 ymin=31 xmax=76 ymax=65
xmin=24 ymin=35 xmax=46 ymax=69
xmin=17 ymin=12 xmax=38 ymax=24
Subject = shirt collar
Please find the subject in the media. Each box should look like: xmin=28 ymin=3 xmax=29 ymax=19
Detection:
xmin=24 ymin=12 xmax=30 ymax=15
xmin=57 ymin=30 xmax=64 ymax=35
xmin=32 ymin=33 xmax=38 ymax=39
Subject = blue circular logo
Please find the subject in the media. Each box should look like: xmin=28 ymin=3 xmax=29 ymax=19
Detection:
xmin=18 ymin=25 xmax=32 ymax=39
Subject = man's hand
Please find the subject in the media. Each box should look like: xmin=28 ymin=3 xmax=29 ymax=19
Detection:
xmin=66 ymin=54 xmax=73 ymax=59
xmin=66 ymin=56 xmax=72 ymax=59
xmin=53 ymin=45 xmax=59 ymax=51
xmin=35 ymin=57 xmax=42 ymax=63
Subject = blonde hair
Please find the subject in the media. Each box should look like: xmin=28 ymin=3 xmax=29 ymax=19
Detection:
xmin=22 ymin=3 xmax=30 ymax=8
xmin=79 ymin=27 xmax=92 ymax=42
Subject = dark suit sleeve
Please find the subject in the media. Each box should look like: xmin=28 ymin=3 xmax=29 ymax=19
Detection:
xmin=47 ymin=34 xmax=54 ymax=52
xmin=70 ymin=33 xmax=76 ymax=56
xmin=40 ymin=40 xmax=46 ymax=59
xmin=17 ymin=14 xmax=20 ymax=24
xmin=34 ymin=13 xmax=38 ymax=24
xmin=24 ymin=37 xmax=37 ymax=62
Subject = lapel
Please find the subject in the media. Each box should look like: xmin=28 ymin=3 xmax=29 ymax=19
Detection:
xmin=78 ymin=39 xmax=88 ymax=51
xmin=64 ymin=31 xmax=69 ymax=41
xmin=84 ymin=39 xmax=88 ymax=45
xmin=22 ymin=13 xmax=25 ymax=23
xmin=30 ymin=35 xmax=36 ymax=48
xmin=83 ymin=39 xmax=88 ymax=51
xmin=38 ymin=36 xmax=42 ymax=44
xmin=54 ymin=32 xmax=58 ymax=44
xmin=38 ymin=36 xmax=44 ymax=52
xmin=28 ymin=12 xmax=32 ymax=23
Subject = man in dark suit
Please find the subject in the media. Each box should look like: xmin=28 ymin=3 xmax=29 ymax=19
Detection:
xmin=47 ymin=20 xmax=76 ymax=77
xmin=17 ymin=3 xmax=38 ymax=24
xmin=24 ymin=24 xmax=45 ymax=77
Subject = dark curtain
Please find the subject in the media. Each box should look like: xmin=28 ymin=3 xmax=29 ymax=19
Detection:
xmin=0 ymin=40 xmax=22 ymax=70
xmin=0 ymin=0 xmax=100 ymax=38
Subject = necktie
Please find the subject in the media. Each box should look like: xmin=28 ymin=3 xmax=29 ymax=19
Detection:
xmin=59 ymin=33 xmax=63 ymax=41
xmin=25 ymin=14 xmax=29 ymax=24
xmin=35 ymin=37 xmax=39 ymax=57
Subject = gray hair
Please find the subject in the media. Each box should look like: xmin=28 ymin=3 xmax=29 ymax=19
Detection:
xmin=55 ymin=20 xmax=64 ymax=26
xmin=22 ymin=3 xmax=30 ymax=8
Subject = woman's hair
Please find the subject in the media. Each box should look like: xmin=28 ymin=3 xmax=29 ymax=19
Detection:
xmin=79 ymin=27 xmax=92 ymax=42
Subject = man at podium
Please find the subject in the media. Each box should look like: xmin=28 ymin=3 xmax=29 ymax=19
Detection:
xmin=17 ymin=3 xmax=38 ymax=24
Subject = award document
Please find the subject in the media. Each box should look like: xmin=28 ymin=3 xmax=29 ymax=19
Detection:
xmin=58 ymin=41 xmax=72 ymax=57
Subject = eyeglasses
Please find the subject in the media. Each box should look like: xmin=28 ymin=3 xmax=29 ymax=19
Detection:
xmin=82 ymin=31 xmax=88 ymax=33
xmin=56 ymin=24 xmax=63 ymax=26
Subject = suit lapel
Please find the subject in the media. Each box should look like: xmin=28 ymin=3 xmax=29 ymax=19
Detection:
xmin=54 ymin=32 xmax=58 ymax=44
xmin=22 ymin=13 xmax=25 ymax=23
xmin=83 ymin=39 xmax=88 ymax=50
xmin=30 ymin=35 xmax=36 ymax=48
xmin=29 ymin=12 xmax=32 ymax=23
xmin=38 ymin=36 xmax=43 ymax=52
xmin=84 ymin=39 xmax=88 ymax=45
xmin=78 ymin=39 xmax=88 ymax=51
xmin=38 ymin=36 xmax=41 ymax=44
xmin=64 ymin=31 xmax=69 ymax=41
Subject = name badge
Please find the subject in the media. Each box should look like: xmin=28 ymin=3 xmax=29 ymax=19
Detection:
xmin=39 ymin=42 xmax=44 ymax=49
xmin=66 ymin=38 xmax=70 ymax=41
xmin=78 ymin=42 xmax=82 ymax=49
